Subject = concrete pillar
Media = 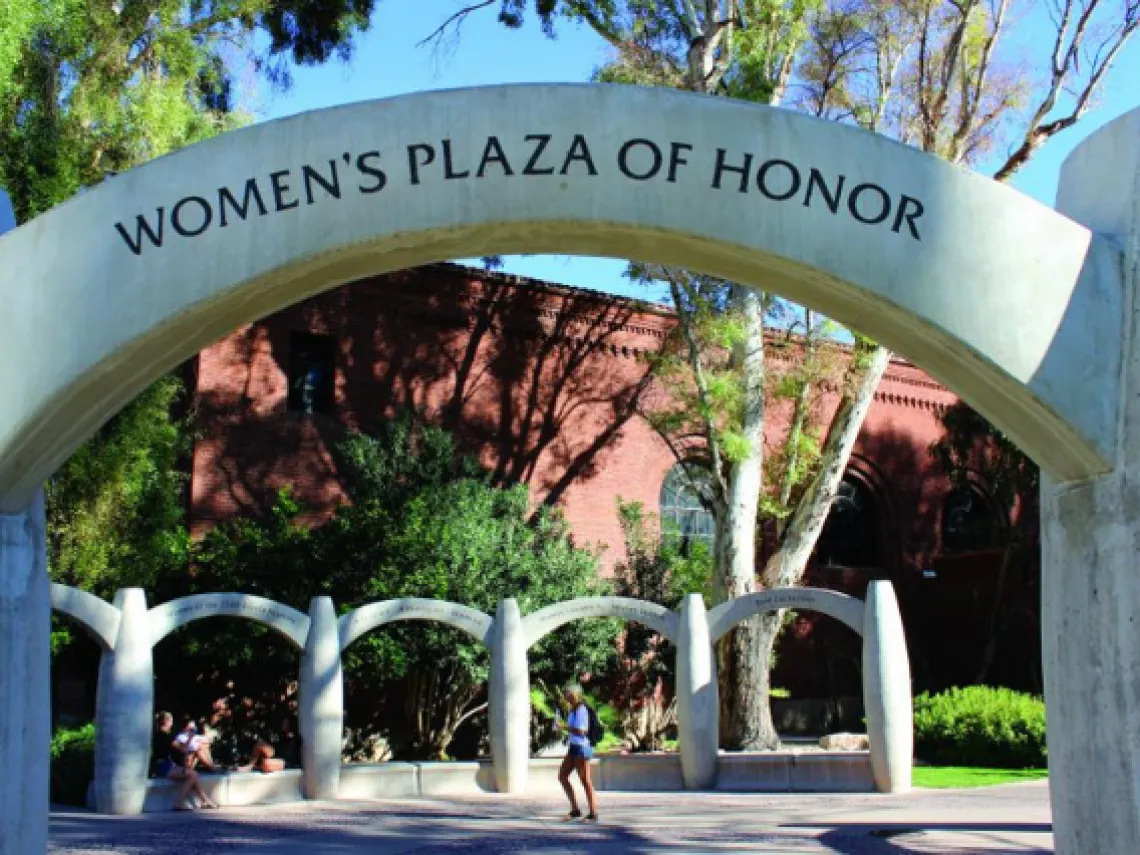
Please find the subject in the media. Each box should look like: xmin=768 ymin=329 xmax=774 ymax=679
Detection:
xmin=489 ymin=598 xmax=529 ymax=793
xmin=92 ymin=589 xmax=153 ymax=814
xmin=1045 ymin=108 xmax=1140 ymax=855
xmin=677 ymin=593 xmax=717 ymax=789
xmin=0 ymin=489 xmax=50 ymax=855
xmin=299 ymin=596 xmax=343 ymax=800
xmin=861 ymin=580 xmax=912 ymax=794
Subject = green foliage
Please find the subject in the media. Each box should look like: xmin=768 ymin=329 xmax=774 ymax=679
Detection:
xmin=606 ymin=500 xmax=710 ymax=749
xmin=0 ymin=0 xmax=375 ymax=221
xmin=913 ymin=686 xmax=1047 ymax=769
xmin=48 ymin=375 xmax=191 ymax=598
xmin=616 ymin=499 xmax=713 ymax=611
xmin=168 ymin=413 xmax=616 ymax=761
xmin=50 ymin=723 xmax=95 ymax=806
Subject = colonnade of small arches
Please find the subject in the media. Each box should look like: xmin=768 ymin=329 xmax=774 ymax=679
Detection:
xmin=49 ymin=581 xmax=912 ymax=815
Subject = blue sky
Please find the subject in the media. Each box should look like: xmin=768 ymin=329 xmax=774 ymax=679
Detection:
xmin=253 ymin=1 xmax=1140 ymax=301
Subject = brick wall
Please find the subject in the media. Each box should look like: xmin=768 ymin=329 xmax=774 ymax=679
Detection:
xmin=188 ymin=263 xmax=1034 ymax=698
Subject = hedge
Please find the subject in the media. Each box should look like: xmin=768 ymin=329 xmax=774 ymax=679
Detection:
xmin=50 ymin=723 xmax=96 ymax=806
xmin=913 ymin=686 xmax=1046 ymax=769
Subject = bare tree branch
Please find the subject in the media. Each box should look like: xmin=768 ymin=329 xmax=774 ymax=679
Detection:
xmin=418 ymin=0 xmax=497 ymax=49
xmin=993 ymin=0 xmax=1139 ymax=181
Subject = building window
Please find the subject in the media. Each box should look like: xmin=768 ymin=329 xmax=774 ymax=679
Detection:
xmin=660 ymin=463 xmax=716 ymax=550
xmin=815 ymin=477 xmax=880 ymax=569
xmin=287 ymin=332 xmax=336 ymax=415
xmin=942 ymin=485 xmax=1001 ymax=554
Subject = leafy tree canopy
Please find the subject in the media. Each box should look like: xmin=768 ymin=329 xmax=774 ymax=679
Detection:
xmin=158 ymin=413 xmax=616 ymax=760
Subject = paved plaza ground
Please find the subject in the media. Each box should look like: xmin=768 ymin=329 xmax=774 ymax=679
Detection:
xmin=50 ymin=781 xmax=1052 ymax=854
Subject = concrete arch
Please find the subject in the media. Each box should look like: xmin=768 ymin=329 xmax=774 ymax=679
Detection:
xmin=0 ymin=84 xmax=1123 ymax=515
xmin=522 ymin=596 xmax=680 ymax=648
xmin=147 ymin=594 xmax=311 ymax=650
xmin=49 ymin=583 xmax=121 ymax=652
xmin=707 ymin=588 xmax=865 ymax=642
xmin=337 ymin=598 xmax=494 ymax=651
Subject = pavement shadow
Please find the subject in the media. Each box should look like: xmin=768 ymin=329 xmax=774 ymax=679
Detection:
xmin=49 ymin=807 xmax=935 ymax=854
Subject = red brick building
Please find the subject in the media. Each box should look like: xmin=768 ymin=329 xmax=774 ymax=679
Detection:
xmin=186 ymin=264 xmax=1040 ymax=702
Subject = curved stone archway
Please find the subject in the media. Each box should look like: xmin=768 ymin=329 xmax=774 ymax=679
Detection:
xmin=0 ymin=85 xmax=1121 ymax=515
xmin=1 ymin=88 xmax=1137 ymax=854
xmin=707 ymin=587 xmax=865 ymax=642
xmin=337 ymin=598 xmax=494 ymax=650
xmin=148 ymin=593 xmax=311 ymax=650
xmin=707 ymin=584 xmax=910 ymax=793
xmin=50 ymin=583 xmax=122 ymax=653
xmin=521 ymin=596 xmax=680 ymax=647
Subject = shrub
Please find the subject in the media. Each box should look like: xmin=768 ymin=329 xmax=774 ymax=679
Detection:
xmin=50 ymin=723 xmax=96 ymax=806
xmin=913 ymin=686 xmax=1046 ymax=768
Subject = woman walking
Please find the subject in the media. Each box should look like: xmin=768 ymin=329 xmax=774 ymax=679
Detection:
xmin=555 ymin=683 xmax=599 ymax=822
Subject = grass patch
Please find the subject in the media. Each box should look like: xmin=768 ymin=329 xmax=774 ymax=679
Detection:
xmin=913 ymin=766 xmax=1048 ymax=789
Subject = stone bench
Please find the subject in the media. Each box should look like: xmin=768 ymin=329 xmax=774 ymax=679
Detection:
xmin=89 ymin=770 xmax=304 ymax=812
xmin=716 ymin=751 xmax=874 ymax=792
xmin=88 ymin=752 xmax=874 ymax=812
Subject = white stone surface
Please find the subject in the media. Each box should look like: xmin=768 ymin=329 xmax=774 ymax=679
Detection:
xmin=300 ymin=597 xmax=343 ymax=800
xmin=707 ymin=587 xmax=864 ymax=643
xmin=597 ymin=754 xmax=685 ymax=791
xmin=338 ymin=763 xmax=420 ymax=799
xmin=0 ymin=85 xmax=1122 ymax=519
xmin=489 ymin=598 xmax=530 ymax=794
xmin=0 ymin=490 xmax=49 ymax=855
xmin=149 ymin=592 xmax=310 ymax=649
xmin=117 ymin=770 xmax=304 ymax=812
xmin=1045 ymin=107 xmax=1140 ymax=855
xmin=715 ymin=752 xmax=874 ymax=793
xmin=861 ymin=581 xmax=913 ymax=794
xmin=418 ymin=762 xmax=491 ymax=796
xmin=715 ymin=753 xmax=793 ymax=791
xmin=91 ymin=589 xmax=154 ymax=814
xmin=49 ymin=583 xmax=121 ymax=652
xmin=522 ymin=595 xmax=680 ymax=647
xmin=337 ymin=597 xmax=493 ymax=650
xmin=790 ymin=752 xmax=875 ymax=793
xmin=676 ymin=593 xmax=718 ymax=789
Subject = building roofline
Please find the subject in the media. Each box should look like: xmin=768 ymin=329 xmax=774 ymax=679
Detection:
xmin=433 ymin=262 xmax=923 ymax=371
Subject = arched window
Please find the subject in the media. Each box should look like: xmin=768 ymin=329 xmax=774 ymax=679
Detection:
xmin=659 ymin=463 xmax=716 ymax=549
xmin=942 ymin=484 xmax=1001 ymax=554
xmin=815 ymin=477 xmax=880 ymax=569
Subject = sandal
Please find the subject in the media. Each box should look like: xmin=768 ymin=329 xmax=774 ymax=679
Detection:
xmin=564 ymin=808 xmax=582 ymax=821
xmin=585 ymin=813 xmax=599 ymax=822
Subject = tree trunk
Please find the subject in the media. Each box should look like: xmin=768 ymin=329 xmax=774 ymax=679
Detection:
xmin=742 ymin=345 xmax=891 ymax=747
xmin=718 ymin=285 xmax=769 ymax=749
xmin=763 ymin=345 xmax=893 ymax=589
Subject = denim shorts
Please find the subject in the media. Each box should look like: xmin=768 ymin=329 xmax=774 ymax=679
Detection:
xmin=567 ymin=743 xmax=594 ymax=760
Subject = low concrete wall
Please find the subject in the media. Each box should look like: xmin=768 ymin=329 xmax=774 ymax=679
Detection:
xmin=105 ymin=752 xmax=873 ymax=812
xmin=90 ymin=770 xmax=304 ymax=812
xmin=716 ymin=752 xmax=873 ymax=792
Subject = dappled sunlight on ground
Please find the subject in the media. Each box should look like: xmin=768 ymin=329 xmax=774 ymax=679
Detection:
xmin=50 ymin=783 xmax=1053 ymax=853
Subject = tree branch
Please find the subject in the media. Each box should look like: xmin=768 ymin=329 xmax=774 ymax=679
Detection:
xmin=669 ymin=277 xmax=730 ymax=500
xmin=993 ymin=1 xmax=1138 ymax=181
xmin=418 ymin=0 xmax=497 ymax=49
xmin=454 ymin=700 xmax=489 ymax=730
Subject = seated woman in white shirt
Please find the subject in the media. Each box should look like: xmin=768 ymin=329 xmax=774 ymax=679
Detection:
xmin=555 ymin=683 xmax=599 ymax=822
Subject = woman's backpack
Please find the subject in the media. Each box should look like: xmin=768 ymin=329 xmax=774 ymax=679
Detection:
xmin=586 ymin=704 xmax=605 ymax=747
